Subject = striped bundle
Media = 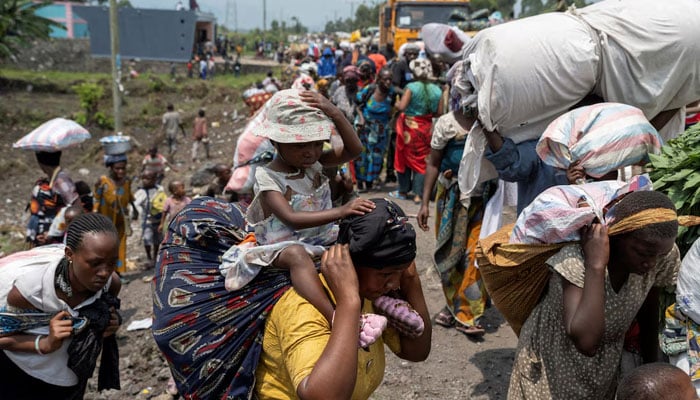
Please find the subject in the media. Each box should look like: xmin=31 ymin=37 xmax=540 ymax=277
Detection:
xmin=13 ymin=118 xmax=91 ymax=152
xmin=536 ymin=103 xmax=662 ymax=177
xmin=510 ymin=174 xmax=652 ymax=244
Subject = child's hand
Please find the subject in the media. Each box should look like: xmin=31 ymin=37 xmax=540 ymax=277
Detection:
xmin=340 ymin=198 xmax=375 ymax=218
xmin=300 ymin=90 xmax=338 ymax=117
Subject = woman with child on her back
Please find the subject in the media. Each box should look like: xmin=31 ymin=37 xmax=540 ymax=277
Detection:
xmin=153 ymin=88 xmax=431 ymax=399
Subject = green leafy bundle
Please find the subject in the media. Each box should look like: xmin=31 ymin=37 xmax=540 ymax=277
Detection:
xmin=648 ymin=123 xmax=700 ymax=257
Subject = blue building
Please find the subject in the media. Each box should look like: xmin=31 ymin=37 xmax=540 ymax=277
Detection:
xmin=35 ymin=1 xmax=89 ymax=39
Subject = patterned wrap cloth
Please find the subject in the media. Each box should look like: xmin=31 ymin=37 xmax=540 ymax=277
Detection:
xmin=152 ymin=198 xmax=291 ymax=399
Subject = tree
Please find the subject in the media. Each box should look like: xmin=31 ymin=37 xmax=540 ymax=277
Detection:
xmin=0 ymin=0 xmax=60 ymax=60
xmin=354 ymin=3 xmax=380 ymax=30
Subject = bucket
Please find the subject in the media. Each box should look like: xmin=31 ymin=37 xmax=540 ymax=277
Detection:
xmin=100 ymin=135 xmax=132 ymax=155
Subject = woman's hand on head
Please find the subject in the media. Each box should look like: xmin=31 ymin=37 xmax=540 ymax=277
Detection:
xmin=417 ymin=203 xmax=430 ymax=232
xmin=581 ymin=222 xmax=609 ymax=271
xmin=340 ymin=198 xmax=375 ymax=218
xmin=45 ymin=311 xmax=73 ymax=353
xmin=321 ymin=244 xmax=359 ymax=305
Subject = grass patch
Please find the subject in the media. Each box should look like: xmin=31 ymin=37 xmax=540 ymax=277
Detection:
xmin=0 ymin=67 xmax=268 ymax=93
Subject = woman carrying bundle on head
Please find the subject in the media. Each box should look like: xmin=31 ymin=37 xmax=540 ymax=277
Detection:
xmin=506 ymin=190 xmax=682 ymax=399
xmin=94 ymin=154 xmax=138 ymax=275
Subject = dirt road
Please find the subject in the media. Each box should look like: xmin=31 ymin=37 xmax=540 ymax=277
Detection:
xmin=85 ymin=186 xmax=518 ymax=400
xmin=1 ymin=85 xmax=517 ymax=400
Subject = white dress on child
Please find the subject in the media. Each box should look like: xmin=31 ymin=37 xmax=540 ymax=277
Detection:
xmin=220 ymin=162 xmax=338 ymax=291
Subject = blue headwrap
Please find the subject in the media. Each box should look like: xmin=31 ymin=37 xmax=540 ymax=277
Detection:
xmin=104 ymin=153 xmax=127 ymax=167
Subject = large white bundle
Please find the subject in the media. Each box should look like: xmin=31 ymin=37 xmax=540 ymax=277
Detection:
xmin=578 ymin=0 xmax=700 ymax=121
xmin=677 ymin=238 xmax=700 ymax=325
xmin=457 ymin=0 xmax=700 ymax=205
xmin=456 ymin=13 xmax=598 ymax=207
xmin=464 ymin=12 xmax=599 ymax=134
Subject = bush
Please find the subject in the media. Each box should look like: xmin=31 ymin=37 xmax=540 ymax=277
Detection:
xmin=73 ymin=82 xmax=104 ymax=122
xmin=94 ymin=111 xmax=114 ymax=130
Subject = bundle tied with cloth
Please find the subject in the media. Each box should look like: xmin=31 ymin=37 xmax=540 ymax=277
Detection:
xmin=476 ymin=175 xmax=700 ymax=335
xmin=456 ymin=0 xmax=700 ymax=207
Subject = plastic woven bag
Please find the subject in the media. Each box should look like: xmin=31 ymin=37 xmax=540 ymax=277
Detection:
xmin=536 ymin=103 xmax=662 ymax=177
xmin=13 ymin=118 xmax=91 ymax=152
xmin=510 ymin=174 xmax=652 ymax=244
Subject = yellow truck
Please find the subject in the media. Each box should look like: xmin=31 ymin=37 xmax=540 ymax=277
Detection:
xmin=379 ymin=0 xmax=473 ymax=54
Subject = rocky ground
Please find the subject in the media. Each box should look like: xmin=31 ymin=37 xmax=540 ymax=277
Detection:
xmin=0 ymin=68 xmax=518 ymax=399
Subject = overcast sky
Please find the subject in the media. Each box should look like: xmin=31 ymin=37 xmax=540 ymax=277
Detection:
xmin=131 ymin=0 xmax=364 ymax=31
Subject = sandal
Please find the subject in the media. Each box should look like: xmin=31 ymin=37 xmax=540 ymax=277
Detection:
xmin=413 ymin=195 xmax=422 ymax=205
xmin=388 ymin=190 xmax=408 ymax=200
xmin=455 ymin=323 xmax=486 ymax=338
xmin=433 ymin=308 xmax=455 ymax=328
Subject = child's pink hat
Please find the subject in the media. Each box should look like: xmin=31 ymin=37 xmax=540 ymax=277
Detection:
xmin=255 ymin=89 xmax=336 ymax=143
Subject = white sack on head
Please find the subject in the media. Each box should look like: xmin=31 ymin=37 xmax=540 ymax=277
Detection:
xmin=462 ymin=12 xmax=599 ymax=133
xmin=577 ymin=0 xmax=700 ymax=122
xmin=677 ymin=238 xmax=700 ymax=325
xmin=421 ymin=23 xmax=471 ymax=64
xmin=536 ymin=103 xmax=662 ymax=178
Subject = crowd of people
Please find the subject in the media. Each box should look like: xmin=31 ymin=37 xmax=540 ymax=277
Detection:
xmin=3 ymin=11 xmax=700 ymax=400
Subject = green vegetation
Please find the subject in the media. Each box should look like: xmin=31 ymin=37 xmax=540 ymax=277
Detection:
xmin=1 ymin=67 xmax=267 ymax=92
xmin=1 ymin=66 xmax=268 ymax=136
xmin=325 ymin=2 xmax=381 ymax=33
xmin=0 ymin=0 xmax=60 ymax=59
xmin=648 ymin=123 xmax=700 ymax=256
xmin=74 ymin=82 xmax=104 ymax=118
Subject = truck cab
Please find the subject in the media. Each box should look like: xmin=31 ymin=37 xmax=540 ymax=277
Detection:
xmin=379 ymin=0 xmax=472 ymax=55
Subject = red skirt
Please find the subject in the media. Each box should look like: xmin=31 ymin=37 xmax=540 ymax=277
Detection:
xmin=394 ymin=113 xmax=433 ymax=174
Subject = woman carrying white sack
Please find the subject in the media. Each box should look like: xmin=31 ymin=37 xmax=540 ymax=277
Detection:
xmin=661 ymin=237 xmax=700 ymax=396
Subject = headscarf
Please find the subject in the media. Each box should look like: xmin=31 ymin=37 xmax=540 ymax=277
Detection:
xmin=607 ymin=208 xmax=678 ymax=236
xmin=342 ymin=65 xmax=360 ymax=81
xmin=104 ymin=153 xmax=127 ymax=167
xmin=409 ymin=58 xmax=434 ymax=80
xmin=338 ymin=198 xmax=417 ymax=268
xmin=291 ymin=74 xmax=316 ymax=91
xmin=36 ymin=150 xmax=62 ymax=167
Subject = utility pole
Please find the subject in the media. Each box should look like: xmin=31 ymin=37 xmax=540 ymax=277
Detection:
xmin=262 ymin=0 xmax=267 ymax=31
xmin=225 ymin=0 xmax=229 ymax=28
xmin=234 ymin=0 xmax=238 ymax=32
xmin=109 ymin=0 xmax=122 ymax=134
xmin=346 ymin=0 xmax=360 ymax=20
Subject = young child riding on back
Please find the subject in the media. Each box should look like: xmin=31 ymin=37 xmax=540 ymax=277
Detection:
xmin=159 ymin=180 xmax=191 ymax=233
xmin=221 ymin=89 xmax=374 ymax=326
